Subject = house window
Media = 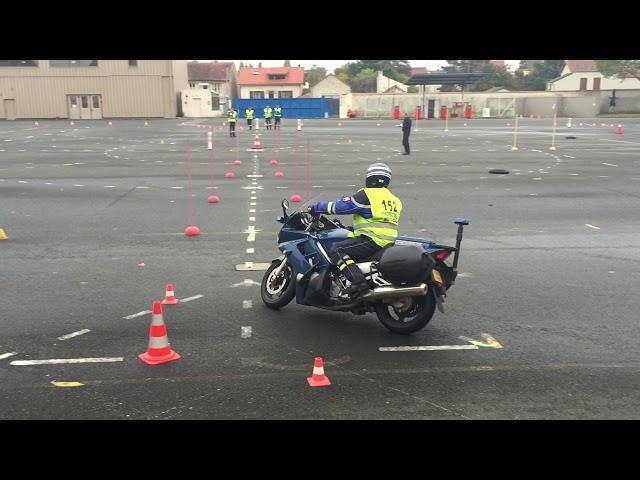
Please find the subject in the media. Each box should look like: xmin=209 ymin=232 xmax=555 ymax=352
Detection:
xmin=268 ymin=74 xmax=287 ymax=80
xmin=50 ymin=60 xmax=98 ymax=67
xmin=268 ymin=91 xmax=275 ymax=99
xmin=211 ymin=93 xmax=220 ymax=110
xmin=81 ymin=96 xmax=89 ymax=108
xmin=250 ymin=91 xmax=265 ymax=99
xmin=0 ymin=60 xmax=39 ymax=67
xmin=593 ymin=77 xmax=601 ymax=91
xmin=278 ymin=91 xmax=293 ymax=99
xmin=128 ymin=60 xmax=138 ymax=67
xmin=69 ymin=96 xmax=78 ymax=108
xmin=93 ymin=96 xmax=100 ymax=108
xmin=189 ymin=82 xmax=196 ymax=88
xmin=579 ymin=78 xmax=588 ymax=90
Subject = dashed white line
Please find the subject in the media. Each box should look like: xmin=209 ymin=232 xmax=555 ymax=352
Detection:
xmin=249 ymin=209 xmax=256 ymax=213
xmin=0 ymin=352 xmax=18 ymax=360
xmin=585 ymin=224 xmax=601 ymax=230
xmin=241 ymin=326 xmax=252 ymax=338
xmin=242 ymin=300 xmax=253 ymax=309
xmin=379 ymin=345 xmax=479 ymax=352
xmin=249 ymin=217 xmax=256 ymax=221
xmin=104 ymin=185 xmax=116 ymax=188
xmin=57 ymin=329 xmax=91 ymax=341
xmin=602 ymin=163 xmax=618 ymax=167
xmin=246 ymin=248 xmax=254 ymax=253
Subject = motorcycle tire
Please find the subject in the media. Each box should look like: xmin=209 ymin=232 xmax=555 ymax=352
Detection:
xmin=374 ymin=292 xmax=436 ymax=335
xmin=261 ymin=260 xmax=296 ymax=309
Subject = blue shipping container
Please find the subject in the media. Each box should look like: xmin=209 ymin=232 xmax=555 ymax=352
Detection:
xmin=233 ymin=98 xmax=330 ymax=119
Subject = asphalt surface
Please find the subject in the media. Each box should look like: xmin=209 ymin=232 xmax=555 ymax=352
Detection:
xmin=1 ymin=117 xmax=639 ymax=419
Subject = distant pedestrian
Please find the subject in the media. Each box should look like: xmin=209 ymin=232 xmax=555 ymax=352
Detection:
xmin=401 ymin=113 xmax=412 ymax=155
xmin=609 ymin=89 xmax=617 ymax=113
xmin=245 ymin=106 xmax=254 ymax=130
xmin=228 ymin=107 xmax=237 ymax=137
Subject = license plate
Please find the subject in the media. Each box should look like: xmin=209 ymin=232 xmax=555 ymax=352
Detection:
xmin=432 ymin=270 xmax=443 ymax=284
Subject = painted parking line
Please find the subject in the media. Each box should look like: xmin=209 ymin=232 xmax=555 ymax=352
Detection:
xmin=0 ymin=352 xmax=18 ymax=360
xmin=57 ymin=329 xmax=91 ymax=341
xmin=51 ymin=381 xmax=84 ymax=387
xmin=11 ymin=357 xmax=124 ymax=366
xmin=585 ymin=224 xmax=601 ymax=230
xmin=181 ymin=294 xmax=204 ymax=303
xmin=123 ymin=310 xmax=151 ymax=320
xmin=380 ymin=345 xmax=479 ymax=352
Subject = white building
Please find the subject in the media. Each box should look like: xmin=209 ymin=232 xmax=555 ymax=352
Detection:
xmin=547 ymin=60 xmax=640 ymax=91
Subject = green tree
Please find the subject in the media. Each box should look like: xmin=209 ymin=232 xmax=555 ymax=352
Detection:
xmin=283 ymin=60 xmax=291 ymax=67
xmin=356 ymin=60 xmax=412 ymax=83
xmin=470 ymin=64 xmax=519 ymax=91
xmin=350 ymin=68 xmax=377 ymax=93
xmin=304 ymin=65 xmax=327 ymax=87
xmin=597 ymin=60 xmax=640 ymax=81
xmin=443 ymin=60 xmax=491 ymax=73
xmin=519 ymin=60 xmax=564 ymax=90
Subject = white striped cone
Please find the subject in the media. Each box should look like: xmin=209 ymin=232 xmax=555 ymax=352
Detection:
xmin=161 ymin=283 xmax=179 ymax=305
xmin=307 ymin=357 xmax=331 ymax=387
xmin=139 ymin=301 xmax=181 ymax=365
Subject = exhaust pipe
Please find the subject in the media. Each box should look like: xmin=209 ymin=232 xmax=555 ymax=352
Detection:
xmin=361 ymin=283 xmax=427 ymax=301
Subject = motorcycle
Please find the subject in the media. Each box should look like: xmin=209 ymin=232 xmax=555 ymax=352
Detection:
xmin=260 ymin=199 xmax=470 ymax=334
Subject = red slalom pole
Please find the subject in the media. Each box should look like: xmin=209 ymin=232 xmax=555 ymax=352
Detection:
xmin=184 ymin=140 xmax=201 ymax=236
xmin=290 ymin=129 xmax=302 ymax=203
xmin=208 ymin=131 xmax=219 ymax=203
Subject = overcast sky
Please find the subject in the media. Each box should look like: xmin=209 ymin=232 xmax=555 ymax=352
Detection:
xmin=210 ymin=60 xmax=521 ymax=72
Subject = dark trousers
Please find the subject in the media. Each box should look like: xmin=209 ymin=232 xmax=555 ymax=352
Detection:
xmin=402 ymin=130 xmax=410 ymax=154
xmin=274 ymin=116 xmax=281 ymax=129
xmin=265 ymin=117 xmax=272 ymax=129
xmin=329 ymin=236 xmax=382 ymax=286
xmin=229 ymin=122 xmax=236 ymax=137
xmin=247 ymin=118 xmax=253 ymax=130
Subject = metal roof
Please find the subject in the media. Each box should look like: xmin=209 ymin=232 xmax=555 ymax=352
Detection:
xmin=405 ymin=72 xmax=486 ymax=86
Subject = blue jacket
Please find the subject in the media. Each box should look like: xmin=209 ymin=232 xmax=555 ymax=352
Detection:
xmin=313 ymin=189 xmax=373 ymax=218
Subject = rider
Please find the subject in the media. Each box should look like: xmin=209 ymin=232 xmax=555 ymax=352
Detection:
xmin=308 ymin=163 xmax=403 ymax=295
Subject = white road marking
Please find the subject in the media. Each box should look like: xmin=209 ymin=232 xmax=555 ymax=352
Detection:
xmin=568 ymin=173 xmax=579 ymax=176
xmin=73 ymin=184 xmax=84 ymax=187
xmin=181 ymin=294 xmax=204 ymax=303
xmin=246 ymin=248 xmax=254 ymax=253
xmin=250 ymin=202 xmax=256 ymax=206
xmin=18 ymin=180 xmax=28 ymax=184
xmin=249 ymin=209 xmax=256 ymax=213
xmin=57 ymin=329 xmax=91 ymax=341
xmin=231 ymin=279 xmax=261 ymax=288
xmin=602 ymin=163 xmax=618 ymax=167
xmin=599 ymin=176 xmax=609 ymax=178
xmin=249 ymin=217 xmax=255 ymax=221
xmin=379 ymin=345 xmax=479 ymax=352
xmin=241 ymin=326 xmax=252 ymax=338
xmin=11 ymin=357 xmax=124 ymax=366
xmin=123 ymin=310 xmax=151 ymax=320
xmin=242 ymin=300 xmax=253 ymax=309
xmin=136 ymin=186 xmax=150 ymax=189
xmin=276 ymin=186 xmax=288 ymax=189
xmin=104 ymin=185 xmax=116 ymax=188
xmin=171 ymin=186 xmax=184 ymax=189
xmin=250 ymin=196 xmax=257 ymax=200
xmin=0 ymin=352 xmax=18 ymax=360
xmin=585 ymin=224 xmax=601 ymax=230
xmin=312 ymin=185 xmax=324 ymax=188
xmin=562 ymin=155 xmax=575 ymax=158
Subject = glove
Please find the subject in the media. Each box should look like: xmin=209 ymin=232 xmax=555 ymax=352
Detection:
xmin=307 ymin=205 xmax=318 ymax=216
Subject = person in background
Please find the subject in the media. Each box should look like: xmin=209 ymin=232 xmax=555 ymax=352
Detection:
xmin=402 ymin=112 xmax=412 ymax=155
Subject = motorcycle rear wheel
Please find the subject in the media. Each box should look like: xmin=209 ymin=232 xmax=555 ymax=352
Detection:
xmin=375 ymin=293 xmax=436 ymax=335
xmin=261 ymin=260 xmax=296 ymax=309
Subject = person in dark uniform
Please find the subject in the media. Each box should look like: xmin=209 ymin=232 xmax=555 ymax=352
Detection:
xmin=308 ymin=163 xmax=403 ymax=296
xmin=402 ymin=113 xmax=412 ymax=155
xmin=609 ymin=89 xmax=617 ymax=113
xmin=228 ymin=107 xmax=237 ymax=137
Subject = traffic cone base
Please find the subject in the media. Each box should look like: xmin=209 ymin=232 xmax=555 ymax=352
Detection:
xmin=138 ymin=349 xmax=181 ymax=365
xmin=185 ymin=226 xmax=201 ymax=236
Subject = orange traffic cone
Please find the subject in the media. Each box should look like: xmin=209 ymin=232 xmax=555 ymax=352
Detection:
xmin=307 ymin=357 xmax=331 ymax=387
xmin=252 ymin=134 xmax=262 ymax=149
xmin=138 ymin=301 xmax=181 ymax=365
xmin=161 ymin=283 xmax=179 ymax=305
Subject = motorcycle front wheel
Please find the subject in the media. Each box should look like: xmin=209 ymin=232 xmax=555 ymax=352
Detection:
xmin=375 ymin=293 xmax=436 ymax=335
xmin=261 ymin=259 xmax=296 ymax=309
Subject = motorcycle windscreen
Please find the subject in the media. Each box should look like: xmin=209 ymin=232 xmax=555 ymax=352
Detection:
xmin=377 ymin=245 xmax=435 ymax=286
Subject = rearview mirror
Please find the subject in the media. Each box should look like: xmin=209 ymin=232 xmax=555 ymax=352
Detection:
xmin=281 ymin=199 xmax=290 ymax=219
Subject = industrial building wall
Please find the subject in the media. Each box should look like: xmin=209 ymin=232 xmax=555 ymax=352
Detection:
xmin=0 ymin=60 xmax=181 ymax=119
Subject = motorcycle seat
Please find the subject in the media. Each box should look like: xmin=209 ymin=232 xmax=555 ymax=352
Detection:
xmin=360 ymin=248 xmax=385 ymax=262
